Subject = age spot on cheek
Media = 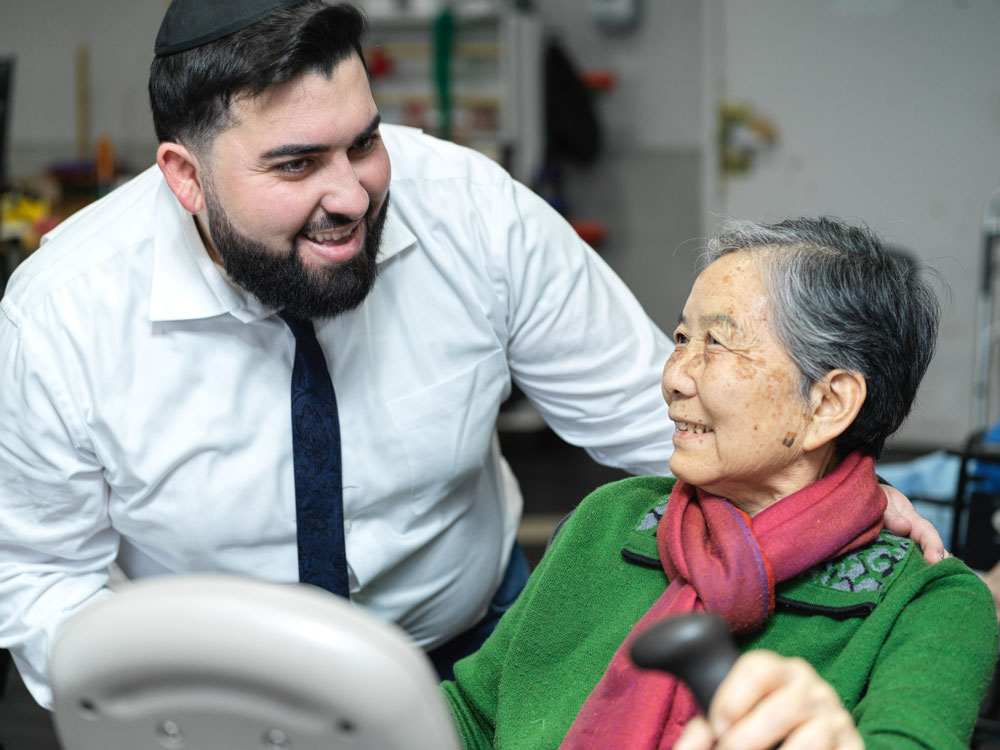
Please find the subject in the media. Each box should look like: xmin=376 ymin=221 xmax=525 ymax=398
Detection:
xmin=782 ymin=432 xmax=797 ymax=448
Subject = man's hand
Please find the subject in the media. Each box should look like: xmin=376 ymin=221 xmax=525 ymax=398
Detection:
xmin=879 ymin=483 xmax=946 ymax=563
xmin=674 ymin=651 xmax=863 ymax=750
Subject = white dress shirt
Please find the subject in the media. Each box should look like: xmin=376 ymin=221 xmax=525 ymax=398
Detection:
xmin=0 ymin=125 xmax=673 ymax=707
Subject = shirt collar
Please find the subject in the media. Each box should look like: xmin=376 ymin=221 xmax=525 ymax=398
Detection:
xmin=148 ymin=173 xmax=417 ymax=324
xmin=376 ymin=198 xmax=416 ymax=266
xmin=149 ymin=174 xmax=268 ymax=323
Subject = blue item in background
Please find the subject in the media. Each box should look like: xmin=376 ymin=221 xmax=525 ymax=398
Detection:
xmin=877 ymin=424 xmax=1000 ymax=556
xmin=877 ymin=451 xmax=960 ymax=550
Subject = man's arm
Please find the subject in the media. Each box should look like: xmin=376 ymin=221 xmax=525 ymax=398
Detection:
xmin=490 ymin=177 xmax=674 ymax=477
xmin=0 ymin=305 xmax=118 ymax=708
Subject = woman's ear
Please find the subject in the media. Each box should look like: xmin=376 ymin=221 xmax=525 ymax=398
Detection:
xmin=156 ymin=141 xmax=206 ymax=214
xmin=802 ymin=369 xmax=867 ymax=452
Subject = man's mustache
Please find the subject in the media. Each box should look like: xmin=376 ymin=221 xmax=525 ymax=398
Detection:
xmin=301 ymin=210 xmax=369 ymax=235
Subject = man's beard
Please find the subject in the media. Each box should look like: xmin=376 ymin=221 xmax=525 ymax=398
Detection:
xmin=204 ymin=188 xmax=389 ymax=320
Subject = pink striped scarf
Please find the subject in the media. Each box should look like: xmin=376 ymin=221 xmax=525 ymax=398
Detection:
xmin=560 ymin=451 xmax=885 ymax=749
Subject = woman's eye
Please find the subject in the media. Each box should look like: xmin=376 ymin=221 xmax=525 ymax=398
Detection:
xmin=673 ymin=331 xmax=689 ymax=345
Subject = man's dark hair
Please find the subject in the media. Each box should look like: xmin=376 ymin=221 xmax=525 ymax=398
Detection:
xmin=706 ymin=216 xmax=941 ymax=460
xmin=149 ymin=1 xmax=367 ymax=153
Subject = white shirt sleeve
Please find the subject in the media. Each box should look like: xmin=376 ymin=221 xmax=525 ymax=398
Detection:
xmin=0 ymin=304 xmax=119 ymax=709
xmin=489 ymin=176 xmax=674 ymax=476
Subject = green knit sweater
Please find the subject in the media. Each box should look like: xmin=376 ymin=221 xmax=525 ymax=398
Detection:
xmin=442 ymin=476 xmax=999 ymax=749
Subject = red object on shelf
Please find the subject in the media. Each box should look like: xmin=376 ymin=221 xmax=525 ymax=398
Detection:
xmin=580 ymin=70 xmax=617 ymax=93
xmin=570 ymin=219 xmax=607 ymax=248
xmin=367 ymin=47 xmax=393 ymax=79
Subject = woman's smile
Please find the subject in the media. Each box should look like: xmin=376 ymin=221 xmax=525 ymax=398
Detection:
xmin=672 ymin=420 xmax=714 ymax=436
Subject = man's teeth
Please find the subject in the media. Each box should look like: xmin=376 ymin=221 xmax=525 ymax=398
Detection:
xmin=306 ymin=226 xmax=354 ymax=242
xmin=676 ymin=421 xmax=712 ymax=434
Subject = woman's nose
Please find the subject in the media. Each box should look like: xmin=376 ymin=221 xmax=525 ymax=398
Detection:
xmin=661 ymin=346 xmax=697 ymax=401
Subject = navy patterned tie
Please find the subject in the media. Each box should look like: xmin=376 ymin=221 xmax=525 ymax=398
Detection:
xmin=280 ymin=312 xmax=349 ymax=598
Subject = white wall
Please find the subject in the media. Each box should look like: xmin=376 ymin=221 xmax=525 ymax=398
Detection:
xmin=0 ymin=0 xmax=166 ymax=177
xmin=712 ymin=0 xmax=1000 ymax=450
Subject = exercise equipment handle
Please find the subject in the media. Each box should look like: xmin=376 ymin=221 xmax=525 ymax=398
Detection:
xmin=629 ymin=612 xmax=739 ymax=712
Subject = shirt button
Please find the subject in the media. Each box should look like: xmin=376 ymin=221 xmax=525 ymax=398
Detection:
xmin=344 ymin=520 xmax=353 ymax=534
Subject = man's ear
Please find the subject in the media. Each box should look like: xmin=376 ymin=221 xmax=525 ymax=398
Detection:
xmin=802 ymin=369 xmax=867 ymax=452
xmin=156 ymin=141 xmax=207 ymax=214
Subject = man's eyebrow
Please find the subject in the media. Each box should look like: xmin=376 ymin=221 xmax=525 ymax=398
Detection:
xmin=259 ymin=114 xmax=382 ymax=160
xmin=355 ymin=113 xmax=382 ymax=143
xmin=260 ymin=143 xmax=331 ymax=160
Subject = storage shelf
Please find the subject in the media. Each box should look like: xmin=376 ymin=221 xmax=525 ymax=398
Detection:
xmin=364 ymin=6 xmax=542 ymax=183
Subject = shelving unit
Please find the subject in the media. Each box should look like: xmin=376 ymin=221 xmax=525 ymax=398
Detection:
xmin=364 ymin=5 xmax=543 ymax=183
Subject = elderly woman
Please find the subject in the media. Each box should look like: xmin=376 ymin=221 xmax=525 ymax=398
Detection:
xmin=441 ymin=217 xmax=998 ymax=750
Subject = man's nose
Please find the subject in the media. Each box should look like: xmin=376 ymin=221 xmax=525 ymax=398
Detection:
xmin=318 ymin=157 xmax=370 ymax=222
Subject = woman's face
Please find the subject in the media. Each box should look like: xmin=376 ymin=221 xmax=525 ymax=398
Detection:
xmin=661 ymin=252 xmax=822 ymax=514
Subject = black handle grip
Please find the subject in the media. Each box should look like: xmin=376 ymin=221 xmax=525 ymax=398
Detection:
xmin=629 ymin=612 xmax=739 ymax=713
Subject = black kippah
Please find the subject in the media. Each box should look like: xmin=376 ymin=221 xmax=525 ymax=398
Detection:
xmin=154 ymin=0 xmax=310 ymax=56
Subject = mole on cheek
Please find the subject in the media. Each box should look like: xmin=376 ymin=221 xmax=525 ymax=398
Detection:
xmin=783 ymin=432 xmax=797 ymax=448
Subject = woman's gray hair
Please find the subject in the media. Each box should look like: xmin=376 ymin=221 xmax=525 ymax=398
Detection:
xmin=705 ymin=216 xmax=940 ymax=459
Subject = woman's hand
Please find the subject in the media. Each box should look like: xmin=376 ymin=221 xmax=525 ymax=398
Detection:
xmin=879 ymin=483 xmax=947 ymax=563
xmin=674 ymin=650 xmax=862 ymax=750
